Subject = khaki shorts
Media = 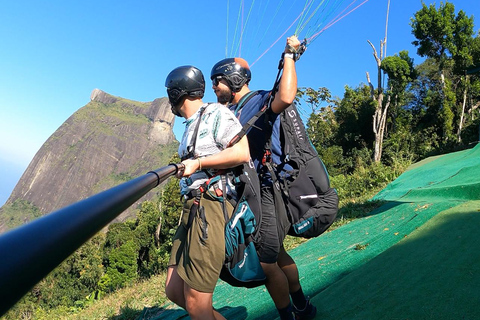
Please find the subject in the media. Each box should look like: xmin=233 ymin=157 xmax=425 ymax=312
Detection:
xmin=169 ymin=192 xmax=233 ymax=293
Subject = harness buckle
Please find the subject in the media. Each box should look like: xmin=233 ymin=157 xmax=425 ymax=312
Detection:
xmin=262 ymin=150 xmax=272 ymax=166
xmin=214 ymin=185 xmax=223 ymax=197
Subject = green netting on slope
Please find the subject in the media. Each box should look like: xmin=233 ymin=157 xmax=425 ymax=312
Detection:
xmin=146 ymin=144 xmax=480 ymax=320
xmin=311 ymin=201 xmax=480 ymax=320
xmin=374 ymin=144 xmax=480 ymax=202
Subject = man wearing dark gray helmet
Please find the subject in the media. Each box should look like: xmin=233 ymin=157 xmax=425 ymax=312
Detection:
xmin=211 ymin=36 xmax=317 ymax=320
xmin=164 ymin=65 xmax=250 ymax=320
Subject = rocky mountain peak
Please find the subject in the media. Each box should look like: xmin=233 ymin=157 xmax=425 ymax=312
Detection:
xmin=0 ymin=90 xmax=179 ymax=232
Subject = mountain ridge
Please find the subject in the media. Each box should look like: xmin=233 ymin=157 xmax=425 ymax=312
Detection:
xmin=0 ymin=89 xmax=178 ymax=233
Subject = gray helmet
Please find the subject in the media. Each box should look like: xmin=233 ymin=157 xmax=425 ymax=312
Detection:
xmin=165 ymin=66 xmax=205 ymax=115
xmin=210 ymin=58 xmax=251 ymax=92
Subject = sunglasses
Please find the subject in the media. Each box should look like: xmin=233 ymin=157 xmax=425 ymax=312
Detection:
xmin=212 ymin=76 xmax=224 ymax=86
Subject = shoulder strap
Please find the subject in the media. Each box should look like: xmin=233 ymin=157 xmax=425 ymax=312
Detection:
xmin=182 ymin=104 xmax=208 ymax=161
xmin=228 ymin=91 xmax=272 ymax=147
xmin=233 ymin=90 xmax=260 ymax=115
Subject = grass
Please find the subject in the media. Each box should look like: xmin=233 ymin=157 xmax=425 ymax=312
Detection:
xmin=37 ymin=274 xmax=169 ymax=320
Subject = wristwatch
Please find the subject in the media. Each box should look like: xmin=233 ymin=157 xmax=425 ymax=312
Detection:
xmin=284 ymin=52 xmax=295 ymax=61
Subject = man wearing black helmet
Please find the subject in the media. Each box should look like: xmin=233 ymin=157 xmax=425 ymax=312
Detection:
xmin=164 ymin=65 xmax=250 ymax=320
xmin=211 ymin=36 xmax=316 ymax=320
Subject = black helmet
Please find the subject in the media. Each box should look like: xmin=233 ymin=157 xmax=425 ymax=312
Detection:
xmin=210 ymin=58 xmax=251 ymax=92
xmin=165 ymin=66 xmax=205 ymax=115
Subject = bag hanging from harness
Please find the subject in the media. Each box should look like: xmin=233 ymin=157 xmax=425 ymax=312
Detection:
xmin=233 ymin=91 xmax=339 ymax=239
xmin=219 ymin=161 xmax=266 ymax=288
xmin=182 ymin=105 xmax=266 ymax=288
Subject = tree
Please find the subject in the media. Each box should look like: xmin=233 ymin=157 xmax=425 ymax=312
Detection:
xmin=135 ymin=201 xmax=163 ymax=277
xmin=296 ymin=87 xmax=344 ymax=174
xmin=411 ymin=1 xmax=476 ymax=142
xmin=366 ymin=38 xmax=391 ymax=163
xmin=381 ymin=51 xmax=417 ymax=108
xmin=335 ymin=85 xmax=376 ymax=172
xmin=101 ymin=222 xmax=137 ymax=291
xmin=104 ymin=240 xmax=138 ymax=290
xmin=155 ymin=153 xmax=182 ymax=267
xmin=31 ymin=234 xmax=105 ymax=309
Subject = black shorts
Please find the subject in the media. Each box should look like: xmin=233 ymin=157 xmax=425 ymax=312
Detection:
xmin=257 ymin=185 xmax=290 ymax=263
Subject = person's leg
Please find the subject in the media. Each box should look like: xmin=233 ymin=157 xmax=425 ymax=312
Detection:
xmin=165 ymin=266 xmax=186 ymax=309
xmin=261 ymin=261 xmax=291 ymax=308
xmin=184 ymin=284 xmax=225 ymax=320
xmin=278 ymin=248 xmax=317 ymax=319
xmin=258 ymin=186 xmax=294 ymax=319
xmin=277 ymin=247 xmax=301 ymax=293
xmin=165 ymin=213 xmax=188 ymax=309
xmin=178 ymin=194 xmax=229 ymax=319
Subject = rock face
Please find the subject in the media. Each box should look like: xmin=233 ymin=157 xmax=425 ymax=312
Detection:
xmin=1 ymin=89 xmax=178 ymax=232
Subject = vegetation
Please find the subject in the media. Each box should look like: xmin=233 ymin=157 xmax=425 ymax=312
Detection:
xmin=2 ymin=1 xmax=480 ymax=319
xmin=0 ymin=199 xmax=42 ymax=230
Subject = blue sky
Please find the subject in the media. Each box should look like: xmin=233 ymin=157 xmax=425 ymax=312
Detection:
xmin=1 ymin=0 xmax=479 ymax=206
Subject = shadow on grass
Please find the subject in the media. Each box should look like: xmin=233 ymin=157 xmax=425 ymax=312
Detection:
xmin=313 ymin=204 xmax=480 ymax=319
xmin=113 ymin=305 xmax=248 ymax=320
xmin=334 ymin=199 xmax=407 ymax=224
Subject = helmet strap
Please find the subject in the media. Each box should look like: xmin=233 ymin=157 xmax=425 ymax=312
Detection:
xmin=229 ymin=91 xmax=236 ymax=104
xmin=171 ymin=104 xmax=181 ymax=117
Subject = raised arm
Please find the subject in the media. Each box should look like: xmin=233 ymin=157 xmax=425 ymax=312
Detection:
xmin=270 ymin=35 xmax=301 ymax=114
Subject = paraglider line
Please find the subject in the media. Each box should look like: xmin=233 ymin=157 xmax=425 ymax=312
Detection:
xmin=307 ymin=0 xmax=369 ymax=43
xmin=251 ymin=1 xmax=311 ymax=67
xmin=306 ymin=0 xmax=356 ymax=39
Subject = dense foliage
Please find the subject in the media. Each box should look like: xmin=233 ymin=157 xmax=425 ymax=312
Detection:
xmin=3 ymin=2 xmax=480 ymax=319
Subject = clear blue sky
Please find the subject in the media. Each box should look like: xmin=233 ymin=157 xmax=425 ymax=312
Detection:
xmin=1 ymin=0 xmax=479 ymax=206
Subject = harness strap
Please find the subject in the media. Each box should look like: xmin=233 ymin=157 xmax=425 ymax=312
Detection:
xmin=186 ymin=189 xmax=202 ymax=229
xmin=181 ymin=104 xmax=208 ymax=161
xmin=220 ymin=175 xmax=228 ymax=221
xmin=185 ymin=173 xmax=232 ymax=230
xmin=228 ymin=91 xmax=263 ymax=146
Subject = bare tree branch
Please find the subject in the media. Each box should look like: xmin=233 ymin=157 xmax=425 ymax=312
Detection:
xmin=366 ymin=72 xmax=375 ymax=100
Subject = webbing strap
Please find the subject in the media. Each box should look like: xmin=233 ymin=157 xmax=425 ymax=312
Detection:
xmin=185 ymin=174 xmax=232 ymax=230
xmin=227 ymin=91 xmax=274 ymax=147
xmin=234 ymin=90 xmax=260 ymax=115
xmin=186 ymin=190 xmax=202 ymax=229
xmin=221 ymin=175 xmax=229 ymax=221
xmin=181 ymin=104 xmax=208 ymax=161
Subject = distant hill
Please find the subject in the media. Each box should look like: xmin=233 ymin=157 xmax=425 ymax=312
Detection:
xmin=0 ymin=89 xmax=178 ymax=233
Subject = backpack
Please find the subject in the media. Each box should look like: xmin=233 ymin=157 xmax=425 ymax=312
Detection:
xmin=182 ymin=104 xmax=266 ymax=288
xmin=234 ymin=91 xmax=339 ymax=239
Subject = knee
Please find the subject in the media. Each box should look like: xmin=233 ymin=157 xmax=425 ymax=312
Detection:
xmin=261 ymin=261 xmax=283 ymax=278
xmin=184 ymin=292 xmax=215 ymax=320
xmin=165 ymin=282 xmax=182 ymax=306
xmin=260 ymin=261 xmax=277 ymax=272
xmin=277 ymin=249 xmax=296 ymax=267
xmin=184 ymin=296 xmax=201 ymax=318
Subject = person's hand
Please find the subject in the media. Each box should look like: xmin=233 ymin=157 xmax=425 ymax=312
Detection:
xmin=176 ymin=158 xmax=200 ymax=178
xmin=285 ymin=35 xmax=301 ymax=53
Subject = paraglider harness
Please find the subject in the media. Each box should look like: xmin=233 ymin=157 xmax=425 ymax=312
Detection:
xmin=230 ymin=39 xmax=339 ymax=239
xmin=182 ymin=105 xmax=266 ymax=288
